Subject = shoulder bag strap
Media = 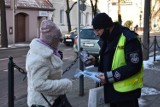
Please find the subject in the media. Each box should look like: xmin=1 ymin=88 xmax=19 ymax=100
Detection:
xmin=41 ymin=93 xmax=52 ymax=107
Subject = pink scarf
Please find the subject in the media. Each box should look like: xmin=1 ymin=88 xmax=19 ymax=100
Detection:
xmin=36 ymin=39 xmax=61 ymax=58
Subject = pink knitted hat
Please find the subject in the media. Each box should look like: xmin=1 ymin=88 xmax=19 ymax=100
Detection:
xmin=40 ymin=20 xmax=62 ymax=39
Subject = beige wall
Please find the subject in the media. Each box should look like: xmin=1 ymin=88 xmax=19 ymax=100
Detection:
xmin=6 ymin=8 xmax=14 ymax=44
xmin=51 ymin=0 xmax=93 ymax=35
xmin=5 ymin=8 xmax=49 ymax=44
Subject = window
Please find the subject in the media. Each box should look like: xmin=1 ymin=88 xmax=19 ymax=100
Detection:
xmin=60 ymin=10 xmax=64 ymax=24
xmin=85 ymin=12 xmax=89 ymax=26
xmin=80 ymin=12 xmax=83 ymax=25
xmin=80 ymin=29 xmax=99 ymax=39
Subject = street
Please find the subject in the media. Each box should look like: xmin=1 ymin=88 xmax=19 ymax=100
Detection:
xmin=0 ymin=43 xmax=78 ymax=107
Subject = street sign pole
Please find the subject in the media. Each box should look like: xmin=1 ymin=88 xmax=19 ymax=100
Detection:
xmin=143 ymin=0 xmax=151 ymax=60
xmin=77 ymin=0 xmax=84 ymax=96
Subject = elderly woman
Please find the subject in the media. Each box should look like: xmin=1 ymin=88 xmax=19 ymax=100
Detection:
xmin=26 ymin=20 xmax=72 ymax=107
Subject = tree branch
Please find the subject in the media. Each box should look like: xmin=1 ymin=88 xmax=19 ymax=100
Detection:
xmin=70 ymin=2 xmax=77 ymax=11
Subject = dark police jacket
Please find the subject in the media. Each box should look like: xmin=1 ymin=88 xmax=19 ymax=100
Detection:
xmin=98 ymin=22 xmax=143 ymax=103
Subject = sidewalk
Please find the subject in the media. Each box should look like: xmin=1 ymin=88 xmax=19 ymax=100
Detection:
xmin=140 ymin=60 xmax=160 ymax=107
xmin=13 ymin=78 xmax=96 ymax=107
xmin=13 ymin=60 xmax=160 ymax=107
xmin=1 ymin=43 xmax=160 ymax=107
xmin=0 ymin=43 xmax=29 ymax=50
xmin=12 ymin=62 xmax=160 ymax=107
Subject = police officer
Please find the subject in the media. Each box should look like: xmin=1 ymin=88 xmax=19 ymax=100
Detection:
xmin=89 ymin=13 xmax=143 ymax=107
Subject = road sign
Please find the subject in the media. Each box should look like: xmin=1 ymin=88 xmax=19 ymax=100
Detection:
xmin=80 ymin=4 xmax=86 ymax=11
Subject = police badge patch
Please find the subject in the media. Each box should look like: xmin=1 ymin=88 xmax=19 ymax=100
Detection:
xmin=130 ymin=53 xmax=139 ymax=63
xmin=114 ymin=71 xmax=121 ymax=80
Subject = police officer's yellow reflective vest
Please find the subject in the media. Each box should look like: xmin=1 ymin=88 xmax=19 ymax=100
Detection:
xmin=112 ymin=34 xmax=143 ymax=92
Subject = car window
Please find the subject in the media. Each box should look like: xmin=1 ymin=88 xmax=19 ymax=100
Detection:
xmin=70 ymin=34 xmax=77 ymax=38
xmin=71 ymin=27 xmax=83 ymax=34
xmin=80 ymin=29 xmax=99 ymax=39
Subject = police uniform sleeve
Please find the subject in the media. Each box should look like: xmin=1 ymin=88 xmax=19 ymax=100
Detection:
xmin=104 ymin=38 xmax=143 ymax=83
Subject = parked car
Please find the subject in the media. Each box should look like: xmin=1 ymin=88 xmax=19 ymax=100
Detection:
xmin=63 ymin=27 xmax=83 ymax=46
xmin=73 ymin=27 xmax=100 ymax=60
xmin=63 ymin=29 xmax=77 ymax=46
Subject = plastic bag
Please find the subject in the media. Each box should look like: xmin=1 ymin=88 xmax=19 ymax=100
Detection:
xmin=74 ymin=69 xmax=101 ymax=82
xmin=88 ymin=86 xmax=109 ymax=107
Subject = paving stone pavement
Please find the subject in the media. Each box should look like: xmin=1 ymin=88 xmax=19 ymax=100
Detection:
xmin=12 ymin=61 xmax=160 ymax=107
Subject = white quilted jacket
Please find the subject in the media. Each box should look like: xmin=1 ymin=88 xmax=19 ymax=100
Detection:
xmin=26 ymin=38 xmax=72 ymax=107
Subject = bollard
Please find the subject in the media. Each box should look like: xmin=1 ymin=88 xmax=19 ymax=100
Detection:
xmin=8 ymin=56 xmax=15 ymax=107
xmin=79 ymin=48 xmax=84 ymax=96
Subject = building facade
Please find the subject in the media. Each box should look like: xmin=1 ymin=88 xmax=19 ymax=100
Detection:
xmin=1 ymin=0 xmax=159 ymax=45
xmin=49 ymin=0 xmax=93 ymax=34
xmin=1 ymin=0 xmax=54 ymax=44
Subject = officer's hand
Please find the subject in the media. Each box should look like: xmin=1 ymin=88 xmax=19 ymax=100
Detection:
xmin=87 ymin=55 xmax=96 ymax=65
xmin=97 ymin=73 xmax=107 ymax=85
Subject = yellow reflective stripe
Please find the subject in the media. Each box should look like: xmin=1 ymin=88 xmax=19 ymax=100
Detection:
xmin=114 ymin=69 xmax=143 ymax=92
xmin=112 ymin=34 xmax=126 ymax=69
xmin=112 ymin=34 xmax=143 ymax=92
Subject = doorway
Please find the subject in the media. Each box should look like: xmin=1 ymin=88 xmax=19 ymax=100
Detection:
xmin=15 ymin=13 xmax=26 ymax=43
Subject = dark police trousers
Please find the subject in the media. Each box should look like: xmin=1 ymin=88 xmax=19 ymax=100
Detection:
xmin=110 ymin=99 xmax=139 ymax=107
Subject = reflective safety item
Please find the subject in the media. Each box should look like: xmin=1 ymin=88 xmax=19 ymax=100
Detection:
xmin=112 ymin=34 xmax=143 ymax=92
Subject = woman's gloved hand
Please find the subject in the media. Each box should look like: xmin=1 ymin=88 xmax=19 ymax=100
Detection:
xmin=86 ymin=55 xmax=96 ymax=66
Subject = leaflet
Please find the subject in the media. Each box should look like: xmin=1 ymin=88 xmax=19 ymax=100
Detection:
xmin=74 ymin=69 xmax=101 ymax=82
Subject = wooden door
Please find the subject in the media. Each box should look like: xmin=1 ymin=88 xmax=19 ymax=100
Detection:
xmin=15 ymin=13 xmax=26 ymax=43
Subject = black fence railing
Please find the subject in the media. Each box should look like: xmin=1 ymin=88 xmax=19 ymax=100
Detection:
xmin=7 ymin=53 xmax=84 ymax=107
xmin=8 ymin=56 xmax=26 ymax=107
xmin=141 ymin=36 xmax=160 ymax=61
